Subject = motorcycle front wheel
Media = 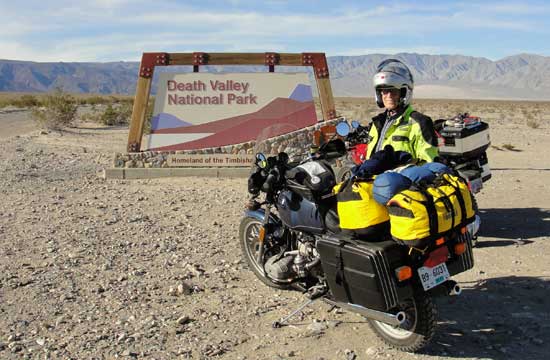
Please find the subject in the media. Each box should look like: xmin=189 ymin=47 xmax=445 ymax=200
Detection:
xmin=367 ymin=291 xmax=437 ymax=352
xmin=239 ymin=216 xmax=289 ymax=289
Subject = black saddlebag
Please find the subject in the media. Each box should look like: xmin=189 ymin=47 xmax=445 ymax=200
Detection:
xmin=316 ymin=236 xmax=413 ymax=312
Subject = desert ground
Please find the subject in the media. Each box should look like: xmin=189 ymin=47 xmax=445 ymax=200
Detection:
xmin=1 ymin=98 xmax=550 ymax=360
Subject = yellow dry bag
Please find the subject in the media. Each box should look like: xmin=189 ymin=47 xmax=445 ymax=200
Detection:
xmin=333 ymin=179 xmax=390 ymax=240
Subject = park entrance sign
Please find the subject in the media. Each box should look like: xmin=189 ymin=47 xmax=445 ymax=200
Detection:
xmin=116 ymin=52 xmax=338 ymax=177
xmin=146 ymin=72 xmax=317 ymax=152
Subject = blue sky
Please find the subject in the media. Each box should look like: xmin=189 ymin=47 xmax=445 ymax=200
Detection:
xmin=1 ymin=0 xmax=549 ymax=62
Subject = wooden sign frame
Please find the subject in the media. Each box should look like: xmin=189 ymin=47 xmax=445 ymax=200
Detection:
xmin=127 ymin=52 xmax=336 ymax=152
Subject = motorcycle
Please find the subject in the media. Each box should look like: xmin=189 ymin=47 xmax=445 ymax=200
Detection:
xmin=239 ymin=122 xmax=476 ymax=352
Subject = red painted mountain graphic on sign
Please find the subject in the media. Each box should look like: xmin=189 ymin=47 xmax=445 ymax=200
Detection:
xmin=150 ymin=98 xmax=317 ymax=151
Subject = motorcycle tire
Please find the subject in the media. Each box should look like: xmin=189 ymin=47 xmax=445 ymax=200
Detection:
xmin=471 ymin=195 xmax=479 ymax=247
xmin=239 ymin=217 xmax=289 ymax=290
xmin=367 ymin=290 xmax=437 ymax=352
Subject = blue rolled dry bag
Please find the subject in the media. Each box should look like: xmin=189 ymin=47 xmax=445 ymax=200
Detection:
xmin=372 ymin=172 xmax=412 ymax=205
xmin=421 ymin=162 xmax=452 ymax=175
xmin=400 ymin=165 xmax=437 ymax=184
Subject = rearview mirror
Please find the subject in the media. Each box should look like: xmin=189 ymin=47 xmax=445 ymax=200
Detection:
xmin=336 ymin=122 xmax=350 ymax=137
xmin=256 ymin=153 xmax=267 ymax=169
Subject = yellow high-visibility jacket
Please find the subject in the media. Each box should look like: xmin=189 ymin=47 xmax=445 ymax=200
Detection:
xmin=366 ymin=105 xmax=439 ymax=163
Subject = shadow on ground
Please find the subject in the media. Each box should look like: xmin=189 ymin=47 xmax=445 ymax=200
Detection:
xmin=425 ymin=276 xmax=550 ymax=359
xmin=476 ymin=208 xmax=550 ymax=247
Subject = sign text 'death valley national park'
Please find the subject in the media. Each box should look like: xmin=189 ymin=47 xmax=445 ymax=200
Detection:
xmin=146 ymin=73 xmax=317 ymax=152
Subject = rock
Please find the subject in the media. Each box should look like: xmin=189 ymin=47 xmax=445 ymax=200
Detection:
xmin=307 ymin=321 xmax=327 ymax=334
xmin=177 ymin=282 xmax=193 ymax=295
xmin=36 ymin=338 xmax=46 ymax=346
xmin=365 ymin=347 xmax=377 ymax=356
xmin=8 ymin=342 xmax=22 ymax=353
xmin=326 ymin=320 xmax=342 ymax=328
xmin=122 ymin=349 xmax=138 ymax=357
xmin=177 ymin=316 xmax=191 ymax=325
xmin=344 ymin=349 xmax=356 ymax=360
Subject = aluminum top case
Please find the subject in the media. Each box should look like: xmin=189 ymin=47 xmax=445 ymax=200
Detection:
xmin=439 ymin=122 xmax=490 ymax=160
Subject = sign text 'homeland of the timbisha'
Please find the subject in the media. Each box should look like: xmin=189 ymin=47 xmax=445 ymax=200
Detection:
xmin=146 ymin=73 xmax=317 ymax=155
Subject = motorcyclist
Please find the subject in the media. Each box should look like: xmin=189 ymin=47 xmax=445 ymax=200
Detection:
xmin=365 ymin=59 xmax=439 ymax=163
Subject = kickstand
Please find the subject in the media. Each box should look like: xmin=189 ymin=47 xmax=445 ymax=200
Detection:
xmin=272 ymin=286 xmax=326 ymax=328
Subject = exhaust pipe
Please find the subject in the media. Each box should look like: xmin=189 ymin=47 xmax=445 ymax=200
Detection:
xmin=445 ymin=280 xmax=461 ymax=296
xmin=324 ymin=299 xmax=407 ymax=326
xmin=449 ymin=283 xmax=461 ymax=296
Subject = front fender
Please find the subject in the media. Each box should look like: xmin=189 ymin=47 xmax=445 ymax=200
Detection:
xmin=243 ymin=208 xmax=281 ymax=225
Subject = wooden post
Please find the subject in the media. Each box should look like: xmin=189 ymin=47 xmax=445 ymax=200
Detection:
xmin=317 ymin=77 xmax=337 ymax=121
xmin=302 ymin=53 xmax=337 ymax=121
xmin=127 ymin=76 xmax=152 ymax=152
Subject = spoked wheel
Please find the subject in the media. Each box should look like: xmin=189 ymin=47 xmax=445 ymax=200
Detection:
xmin=239 ymin=217 xmax=288 ymax=289
xmin=367 ymin=291 xmax=437 ymax=352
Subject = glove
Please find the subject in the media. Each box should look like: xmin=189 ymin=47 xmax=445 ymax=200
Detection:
xmin=354 ymin=145 xmax=413 ymax=177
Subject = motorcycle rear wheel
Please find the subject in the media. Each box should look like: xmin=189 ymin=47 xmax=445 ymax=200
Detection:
xmin=367 ymin=291 xmax=437 ymax=352
xmin=239 ymin=217 xmax=289 ymax=289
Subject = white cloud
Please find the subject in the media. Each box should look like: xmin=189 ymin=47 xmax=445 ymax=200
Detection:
xmin=1 ymin=2 xmax=547 ymax=62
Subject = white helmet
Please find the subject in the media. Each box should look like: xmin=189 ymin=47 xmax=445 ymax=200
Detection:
xmin=373 ymin=59 xmax=414 ymax=108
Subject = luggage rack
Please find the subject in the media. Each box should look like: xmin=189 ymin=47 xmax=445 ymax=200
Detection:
xmin=444 ymin=114 xmax=481 ymax=129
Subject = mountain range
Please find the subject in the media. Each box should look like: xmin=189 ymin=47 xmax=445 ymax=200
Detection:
xmin=1 ymin=53 xmax=549 ymax=100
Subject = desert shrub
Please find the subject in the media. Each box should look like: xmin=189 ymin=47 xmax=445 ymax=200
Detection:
xmin=100 ymin=104 xmax=118 ymax=125
xmin=31 ymin=88 xmax=78 ymax=130
xmin=85 ymin=96 xmax=111 ymax=106
xmin=13 ymin=94 xmax=41 ymax=108
xmin=79 ymin=105 xmax=102 ymax=123
xmin=99 ymin=101 xmax=133 ymax=126
xmin=526 ymin=120 xmax=540 ymax=129
xmin=0 ymin=94 xmax=42 ymax=108
xmin=0 ymin=98 xmax=11 ymax=108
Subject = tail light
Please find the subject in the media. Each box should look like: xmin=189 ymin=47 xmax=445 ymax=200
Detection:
xmin=424 ymin=246 xmax=450 ymax=268
xmin=454 ymin=242 xmax=467 ymax=255
xmin=395 ymin=266 xmax=412 ymax=282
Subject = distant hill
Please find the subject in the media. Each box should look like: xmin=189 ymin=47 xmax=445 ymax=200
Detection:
xmin=1 ymin=53 xmax=550 ymax=100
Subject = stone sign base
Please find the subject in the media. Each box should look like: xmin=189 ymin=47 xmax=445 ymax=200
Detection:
xmin=103 ymin=167 xmax=251 ymax=180
xmin=107 ymin=118 xmax=344 ymax=179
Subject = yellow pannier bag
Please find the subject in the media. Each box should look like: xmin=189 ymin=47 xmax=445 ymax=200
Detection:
xmin=387 ymin=173 xmax=475 ymax=247
xmin=333 ymin=180 xmax=390 ymax=240
xmin=438 ymin=173 xmax=476 ymax=223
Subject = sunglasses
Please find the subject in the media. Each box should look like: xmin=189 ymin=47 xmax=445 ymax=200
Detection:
xmin=380 ymin=88 xmax=400 ymax=95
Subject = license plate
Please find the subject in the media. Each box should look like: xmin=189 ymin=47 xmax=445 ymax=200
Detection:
xmin=470 ymin=177 xmax=483 ymax=193
xmin=418 ymin=263 xmax=450 ymax=291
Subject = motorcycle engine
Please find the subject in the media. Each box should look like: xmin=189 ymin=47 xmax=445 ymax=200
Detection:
xmin=264 ymin=233 xmax=320 ymax=282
